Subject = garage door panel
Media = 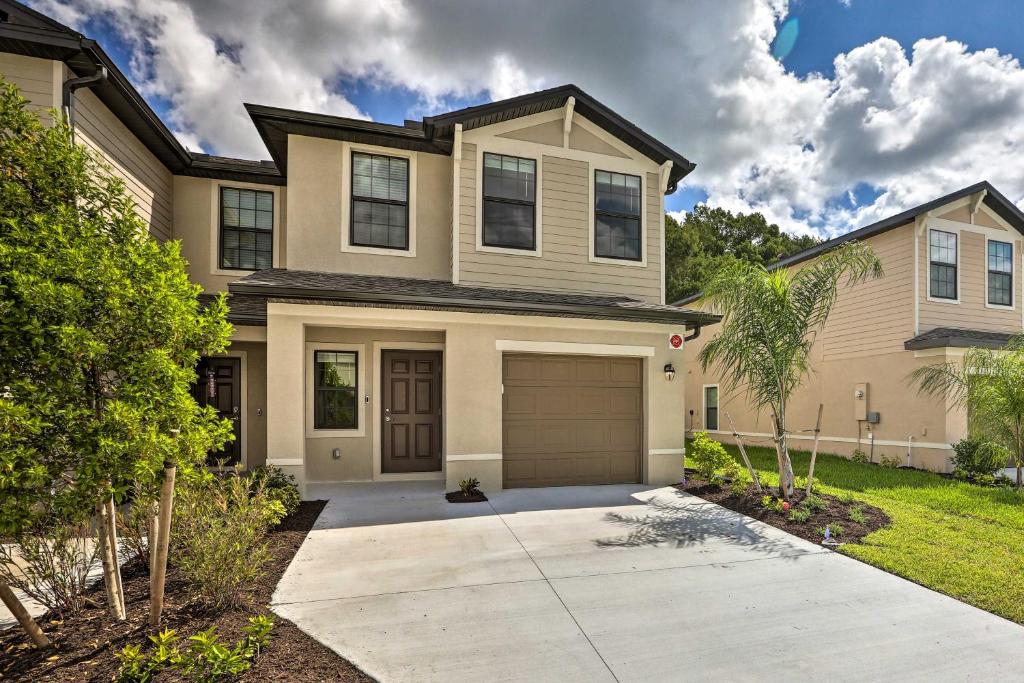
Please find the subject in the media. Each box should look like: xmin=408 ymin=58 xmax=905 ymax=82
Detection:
xmin=502 ymin=354 xmax=642 ymax=488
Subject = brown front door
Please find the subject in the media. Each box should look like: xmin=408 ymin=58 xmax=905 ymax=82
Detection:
xmin=382 ymin=350 xmax=442 ymax=473
xmin=194 ymin=357 xmax=242 ymax=466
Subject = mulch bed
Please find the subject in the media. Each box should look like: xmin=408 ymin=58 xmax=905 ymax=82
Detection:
xmin=445 ymin=489 xmax=488 ymax=503
xmin=0 ymin=501 xmax=374 ymax=682
xmin=676 ymin=478 xmax=890 ymax=546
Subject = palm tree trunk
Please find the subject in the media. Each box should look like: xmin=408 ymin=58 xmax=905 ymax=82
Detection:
xmin=770 ymin=412 xmax=796 ymax=500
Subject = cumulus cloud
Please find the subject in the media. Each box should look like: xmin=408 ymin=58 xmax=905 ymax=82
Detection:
xmin=31 ymin=0 xmax=1024 ymax=237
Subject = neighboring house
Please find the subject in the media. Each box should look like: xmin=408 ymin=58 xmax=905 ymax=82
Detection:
xmin=0 ymin=0 xmax=716 ymax=493
xmin=679 ymin=181 xmax=1024 ymax=472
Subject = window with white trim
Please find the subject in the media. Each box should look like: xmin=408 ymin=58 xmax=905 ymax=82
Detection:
xmin=351 ymin=152 xmax=409 ymax=250
xmin=594 ymin=170 xmax=642 ymax=261
xmin=929 ymin=230 xmax=957 ymax=300
xmin=704 ymin=386 xmax=719 ymax=431
xmin=988 ymin=240 xmax=1013 ymax=307
xmin=482 ymin=152 xmax=536 ymax=250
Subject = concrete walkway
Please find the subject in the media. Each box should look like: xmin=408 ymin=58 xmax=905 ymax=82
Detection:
xmin=273 ymin=482 xmax=1024 ymax=682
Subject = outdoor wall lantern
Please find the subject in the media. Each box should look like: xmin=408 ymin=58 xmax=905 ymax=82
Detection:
xmin=664 ymin=363 xmax=676 ymax=381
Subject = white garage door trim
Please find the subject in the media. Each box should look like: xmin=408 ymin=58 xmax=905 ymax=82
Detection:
xmin=495 ymin=339 xmax=655 ymax=357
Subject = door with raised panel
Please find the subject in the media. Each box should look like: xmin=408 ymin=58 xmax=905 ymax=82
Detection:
xmin=382 ymin=350 xmax=442 ymax=473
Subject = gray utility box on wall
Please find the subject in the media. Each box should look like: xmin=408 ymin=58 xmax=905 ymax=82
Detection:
xmin=866 ymin=411 xmax=881 ymax=424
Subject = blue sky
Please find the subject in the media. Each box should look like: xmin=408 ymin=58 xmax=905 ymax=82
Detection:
xmin=38 ymin=0 xmax=1024 ymax=237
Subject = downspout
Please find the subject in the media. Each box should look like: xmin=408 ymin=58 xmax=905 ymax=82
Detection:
xmin=62 ymin=66 xmax=108 ymax=141
xmin=684 ymin=324 xmax=701 ymax=341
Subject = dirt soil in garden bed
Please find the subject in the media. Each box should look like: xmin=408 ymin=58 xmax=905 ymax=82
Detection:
xmin=676 ymin=478 xmax=890 ymax=546
xmin=445 ymin=489 xmax=488 ymax=503
xmin=0 ymin=501 xmax=374 ymax=682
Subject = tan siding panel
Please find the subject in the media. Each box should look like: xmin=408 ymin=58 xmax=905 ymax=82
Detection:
xmin=73 ymin=88 xmax=173 ymax=240
xmin=457 ymin=145 xmax=663 ymax=302
xmin=0 ymin=53 xmax=55 ymax=122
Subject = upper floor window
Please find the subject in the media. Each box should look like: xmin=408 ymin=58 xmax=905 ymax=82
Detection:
xmin=351 ymin=152 xmax=409 ymax=250
xmin=313 ymin=350 xmax=358 ymax=430
xmin=929 ymin=229 xmax=957 ymax=300
xmin=220 ymin=187 xmax=273 ymax=270
xmin=594 ymin=170 xmax=642 ymax=261
xmin=482 ymin=152 xmax=536 ymax=250
xmin=988 ymin=240 xmax=1013 ymax=307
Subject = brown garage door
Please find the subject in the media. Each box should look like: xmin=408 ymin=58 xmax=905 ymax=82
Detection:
xmin=502 ymin=354 xmax=643 ymax=488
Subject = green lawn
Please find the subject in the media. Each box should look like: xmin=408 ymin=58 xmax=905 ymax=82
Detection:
xmin=716 ymin=442 xmax=1024 ymax=624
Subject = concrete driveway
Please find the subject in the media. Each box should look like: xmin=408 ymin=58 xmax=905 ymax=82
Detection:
xmin=273 ymin=482 xmax=1023 ymax=682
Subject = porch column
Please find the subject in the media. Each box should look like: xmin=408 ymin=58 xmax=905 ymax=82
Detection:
xmin=266 ymin=310 xmax=307 ymax=494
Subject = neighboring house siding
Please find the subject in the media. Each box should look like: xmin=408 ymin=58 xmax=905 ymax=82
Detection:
xmin=821 ymin=223 xmax=915 ymax=361
xmin=73 ymin=86 xmax=174 ymax=241
xmin=917 ymin=219 xmax=1022 ymax=334
xmin=1 ymin=53 xmax=57 ymax=122
xmin=457 ymin=143 xmax=663 ymax=303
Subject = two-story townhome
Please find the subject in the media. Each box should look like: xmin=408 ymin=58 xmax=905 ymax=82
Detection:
xmin=680 ymin=181 xmax=1024 ymax=472
xmin=1 ymin=0 xmax=715 ymax=493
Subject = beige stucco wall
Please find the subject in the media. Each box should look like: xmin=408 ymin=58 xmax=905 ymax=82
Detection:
xmin=284 ymin=134 xmax=452 ymax=279
xmin=457 ymin=110 xmax=666 ymax=303
xmin=264 ymin=304 xmax=688 ymax=494
xmin=172 ymin=176 xmax=286 ymax=294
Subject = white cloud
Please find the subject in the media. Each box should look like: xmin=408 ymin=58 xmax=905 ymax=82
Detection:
xmin=31 ymin=0 xmax=1024 ymax=238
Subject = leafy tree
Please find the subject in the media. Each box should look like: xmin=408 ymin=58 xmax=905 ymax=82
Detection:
xmin=0 ymin=79 xmax=232 ymax=576
xmin=666 ymin=205 xmax=820 ymax=303
xmin=910 ymin=337 xmax=1024 ymax=487
xmin=698 ymin=242 xmax=882 ymax=499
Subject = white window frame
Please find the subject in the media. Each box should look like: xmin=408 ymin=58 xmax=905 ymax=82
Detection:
xmin=985 ymin=236 xmax=1015 ymax=310
xmin=340 ymin=142 xmax=417 ymax=258
xmin=210 ymin=181 xmax=282 ymax=277
xmin=927 ymin=227 xmax=960 ymax=304
xmin=590 ymin=168 xmax=647 ymax=267
xmin=702 ymin=384 xmax=720 ymax=432
xmin=305 ymin=342 xmax=367 ymax=438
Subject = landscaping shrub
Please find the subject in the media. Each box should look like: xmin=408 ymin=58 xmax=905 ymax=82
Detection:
xmin=848 ymin=506 xmax=867 ymax=524
xmin=880 ymin=455 xmax=901 ymax=469
xmin=688 ymin=431 xmax=732 ymax=482
xmin=247 ymin=465 xmax=301 ymax=520
xmin=459 ymin=477 xmax=481 ymax=495
xmin=172 ymin=469 xmax=283 ymax=608
xmin=951 ymin=439 xmax=1009 ymax=481
xmin=850 ymin=449 xmax=868 ymax=464
xmin=788 ymin=507 xmax=811 ymax=523
xmin=0 ymin=515 xmax=97 ymax=619
xmin=116 ymin=615 xmax=274 ymax=682
xmin=724 ymin=461 xmax=748 ymax=495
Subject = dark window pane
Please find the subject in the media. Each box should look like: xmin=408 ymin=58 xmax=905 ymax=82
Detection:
xmin=220 ymin=187 xmax=273 ymax=270
xmin=929 ymin=230 xmax=956 ymax=265
xmin=595 ymin=214 xmax=641 ymax=260
xmin=483 ymin=153 xmax=535 ymax=203
xmin=990 ymin=272 xmax=1012 ymax=306
xmin=705 ymin=386 xmax=719 ymax=430
xmin=314 ymin=351 xmax=358 ymax=430
xmin=483 ymin=199 xmax=535 ymax=249
xmin=930 ymin=263 xmax=957 ymax=300
xmin=351 ymin=153 xmax=409 ymax=249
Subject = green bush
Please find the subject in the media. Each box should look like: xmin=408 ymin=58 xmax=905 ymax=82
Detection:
xmin=788 ymin=507 xmax=811 ymax=523
xmin=850 ymin=449 xmax=869 ymax=464
xmin=848 ymin=505 xmax=867 ymax=524
xmin=880 ymin=455 xmax=902 ymax=468
xmin=116 ymin=616 xmax=273 ymax=682
xmin=803 ymin=494 xmax=827 ymax=513
xmin=951 ymin=439 xmax=1009 ymax=481
xmin=248 ymin=465 xmax=301 ymax=520
xmin=459 ymin=477 xmax=481 ymax=495
xmin=172 ymin=469 xmax=282 ymax=608
xmin=688 ymin=431 xmax=733 ymax=482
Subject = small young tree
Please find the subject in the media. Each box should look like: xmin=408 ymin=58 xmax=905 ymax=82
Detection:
xmin=910 ymin=336 xmax=1024 ymax=487
xmin=0 ymin=80 xmax=233 ymax=624
xmin=698 ymin=242 xmax=882 ymax=499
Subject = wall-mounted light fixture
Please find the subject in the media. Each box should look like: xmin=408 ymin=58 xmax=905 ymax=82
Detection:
xmin=332 ymin=448 xmax=341 ymax=460
xmin=664 ymin=363 xmax=676 ymax=381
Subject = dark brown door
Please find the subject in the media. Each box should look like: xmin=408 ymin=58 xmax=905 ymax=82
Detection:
xmin=502 ymin=354 xmax=642 ymax=487
xmin=382 ymin=350 xmax=442 ymax=473
xmin=194 ymin=357 xmax=242 ymax=466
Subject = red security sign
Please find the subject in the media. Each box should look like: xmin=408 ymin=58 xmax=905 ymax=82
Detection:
xmin=669 ymin=333 xmax=684 ymax=350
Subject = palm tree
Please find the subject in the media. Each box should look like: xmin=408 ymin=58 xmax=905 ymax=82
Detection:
xmin=698 ymin=242 xmax=883 ymax=499
xmin=910 ymin=337 xmax=1024 ymax=487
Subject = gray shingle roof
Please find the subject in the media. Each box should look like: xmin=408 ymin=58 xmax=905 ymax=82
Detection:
xmin=904 ymin=327 xmax=1018 ymax=350
xmin=198 ymin=293 xmax=268 ymax=326
xmin=226 ymin=269 xmax=717 ymax=326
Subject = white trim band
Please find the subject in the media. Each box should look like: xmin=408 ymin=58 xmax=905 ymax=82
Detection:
xmin=697 ymin=429 xmax=951 ymax=451
xmin=447 ymin=453 xmax=502 ymax=462
xmin=649 ymin=448 xmax=685 ymax=455
xmin=266 ymin=459 xmax=304 ymax=466
xmin=495 ymin=340 xmax=656 ymax=357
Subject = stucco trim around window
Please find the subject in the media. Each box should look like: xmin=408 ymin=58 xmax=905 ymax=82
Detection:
xmin=340 ymin=142 xmax=418 ymax=258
